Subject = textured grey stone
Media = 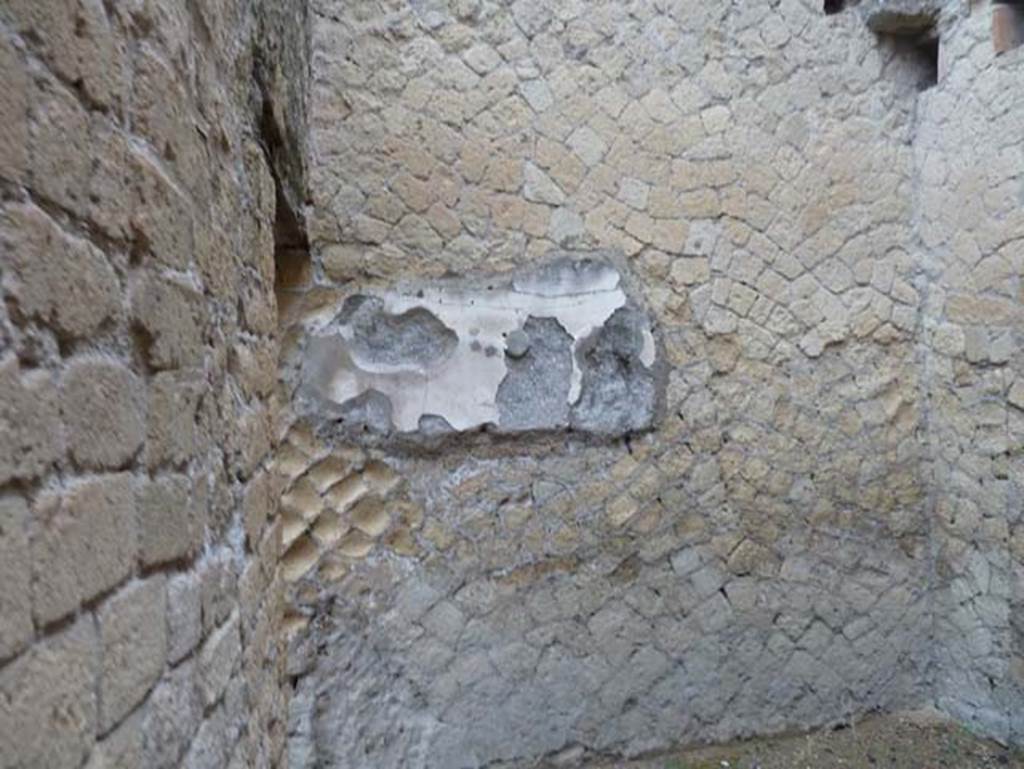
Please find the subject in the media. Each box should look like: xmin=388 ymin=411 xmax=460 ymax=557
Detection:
xmin=338 ymin=296 xmax=458 ymax=368
xmin=143 ymin=662 xmax=203 ymax=769
xmin=571 ymin=308 xmax=659 ymax=434
xmin=496 ymin=317 xmax=573 ymax=430
xmin=98 ymin=577 xmax=168 ymax=732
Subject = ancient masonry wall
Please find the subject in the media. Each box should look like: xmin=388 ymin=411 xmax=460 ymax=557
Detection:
xmin=280 ymin=1 xmax=1009 ymax=767
xmin=919 ymin=3 xmax=1024 ymax=742
xmin=0 ymin=1 xmax=308 ymax=767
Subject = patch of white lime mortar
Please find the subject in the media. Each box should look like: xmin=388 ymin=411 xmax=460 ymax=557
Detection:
xmin=304 ymin=262 xmax=656 ymax=432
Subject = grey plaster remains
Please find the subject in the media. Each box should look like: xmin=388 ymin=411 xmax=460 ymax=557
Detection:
xmin=295 ymin=255 xmax=661 ymax=438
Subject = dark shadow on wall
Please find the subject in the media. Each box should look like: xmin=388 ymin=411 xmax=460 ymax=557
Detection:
xmin=255 ymin=84 xmax=311 ymax=322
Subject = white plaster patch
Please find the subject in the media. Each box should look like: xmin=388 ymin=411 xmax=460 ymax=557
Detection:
xmin=302 ymin=261 xmax=656 ymax=433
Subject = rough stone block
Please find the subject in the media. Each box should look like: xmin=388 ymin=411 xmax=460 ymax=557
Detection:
xmin=992 ymin=3 xmax=1022 ymax=54
xmin=137 ymin=474 xmax=200 ymax=566
xmin=0 ymin=34 xmax=28 ymax=182
xmin=29 ymin=80 xmax=92 ymax=216
xmin=180 ymin=702 xmax=234 ymax=769
xmin=3 ymin=0 xmax=124 ymax=109
xmin=62 ymin=357 xmax=145 ymax=470
xmin=143 ymin=661 xmax=202 ymax=769
xmin=1008 ymin=380 xmax=1024 ymax=412
xmin=0 ymin=495 xmax=33 ymax=661
xmin=167 ymin=572 xmax=203 ymax=664
xmin=198 ymin=612 xmax=242 ymax=708
xmin=32 ymin=474 xmax=136 ymax=625
xmin=131 ymin=273 xmax=205 ymax=370
xmin=84 ymin=711 xmax=144 ymax=769
xmin=243 ymin=470 xmax=275 ymax=548
xmin=98 ymin=576 xmax=168 ymax=732
xmin=0 ymin=204 xmax=120 ymax=339
xmin=0 ymin=616 xmax=97 ymax=769
xmin=860 ymin=0 xmax=940 ymax=33
xmin=200 ymin=554 xmax=238 ymax=634
xmin=130 ymin=48 xmax=196 ymax=183
xmin=145 ymin=369 xmax=203 ymax=469
xmin=85 ymin=124 xmax=132 ymax=240
xmin=0 ymin=355 xmax=61 ymax=485
xmin=128 ymin=150 xmax=194 ymax=270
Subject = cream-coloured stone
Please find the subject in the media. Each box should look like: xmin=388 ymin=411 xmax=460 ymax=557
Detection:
xmin=350 ymin=496 xmax=391 ymax=538
xmin=282 ymin=511 xmax=309 ymax=549
xmin=306 ymin=454 xmax=358 ymax=494
xmin=198 ymin=612 xmax=241 ymax=708
xmin=84 ymin=711 xmax=144 ymax=769
xmin=282 ymin=477 xmax=323 ymax=522
xmin=946 ymin=294 xmax=1021 ymax=326
xmin=617 ymin=178 xmax=650 ymax=210
xmin=549 ymin=207 xmax=584 ymax=244
xmin=29 ymin=80 xmax=92 ymax=216
xmin=312 ymin=510 xmax=348 ymax=547
xmin=137 ymin=474 xmax=200 ymax=566
xmin=700 ymin=105 xmax=730 ymax=135
xmin=684 ymin=220 xmax=720 ymax=257
xmin=33 ymin=474 xmax=136 ymax=625
xmin=146 ymin=370 xmax=202 ymax=469
xmin=0 ymin=616 xmax=97 ymax=769
xmin=325 ymin=473 xmax=369 ymax=512
xmin=0 ymin=495 xmax=32 ymax=661
xmin=337 ymin=529 xmax=375 ymax=559
xmin=0 ymin=34 xmax=27 ymax=182
xmin=463 ymin=43 xmax=501 ymax=75
xmin=669 ymin=257 xmax=710 ymax=287
xmin=98 ymin=577 xmax=168 ymax=732
xmin=167 ymin=572 xmax=202 ymax=665
xmin=932 ymin=323 xmax=965 ymax=357
xmin=519 ymin=79 xmax=553 ymax=112
xmin=0 ymin=356 xmax=61 ymax=484
xmin=523 ymin=161 xmax=566 ymax=205
xmin=1 ymin=204 xmax=120 ymax=338
xmin=566 ymin=126 xmax=607 ymax=167
xmin=282 ymin=535 xmax=320 ymax=582
xmin=131 ymin=273 xmax=205 ymax=369
xmin=1008 ymin=381 xmax=1024 ymax=412
xmin=62 ymin=357 xmax=145 ymax=470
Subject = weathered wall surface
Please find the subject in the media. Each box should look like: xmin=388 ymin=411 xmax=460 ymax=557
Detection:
xmin=916 ymin=3 xmax=1024 ymax=744
xmin=283 ymin=1 xmax=945 ymax=766
xmin=290 ymin=255 xmax=662 ymax=438
xmin=0 ymin=1 xmax=307 ymax=767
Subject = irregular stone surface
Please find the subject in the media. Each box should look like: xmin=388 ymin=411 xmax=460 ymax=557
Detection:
xmin=0 ymin=496 xmax=32 ymax=661
xmin=32 ymin=474 xmax=136 ymax=625
xmin=295 ymin=256 xmax=659 ymax=437
xmin=0 ymin=1 xmax=308 ymax=767
xmin=0 ymin=617 xmax=97 ymax=769
xmin=860 ymin=0 xmax=942 ymax=33
xmin=288 ymin=0 xmax=1024 ymax=765
xmin=61 ymin=356 xmax=145 ymax=470
xmin=98 ymin=577 xmax=168 ymax=731
xmin=496 ymin=317 xmax=574 ymax=431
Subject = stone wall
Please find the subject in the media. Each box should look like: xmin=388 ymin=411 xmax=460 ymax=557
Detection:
xmin=1 ymin=1 xmax=1021 ymax=768
xmin=282 ymin=1 xmax=959 ymax=766
xmin=0 ymin=1 xmax=308 ymax=767
xmin=916 ymin=2 xmax=1024 ymax=744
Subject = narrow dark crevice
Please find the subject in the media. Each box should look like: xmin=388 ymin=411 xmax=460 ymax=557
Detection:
xmin=253 ymin=67 xmax=311 ymax=326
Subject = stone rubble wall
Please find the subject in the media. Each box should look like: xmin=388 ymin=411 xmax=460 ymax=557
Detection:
xmin=279 ymin=1 xmax=971 ymax=766
xmin=915 ymin=4 xmax=1024 ymax=745
xmin=0 ymin=1 xmax=308 ymax=767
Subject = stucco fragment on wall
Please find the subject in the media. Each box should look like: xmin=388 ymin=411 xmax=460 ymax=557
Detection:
xmin=296 ymin=255 xmax=660 ymax=437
